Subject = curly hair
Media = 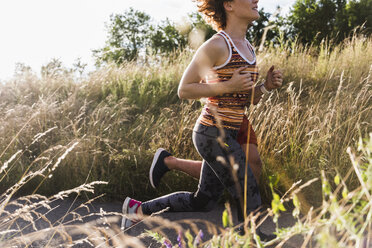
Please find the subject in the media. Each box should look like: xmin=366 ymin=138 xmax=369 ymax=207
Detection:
xmin=193 ymin=0 xmax=233 ymax=31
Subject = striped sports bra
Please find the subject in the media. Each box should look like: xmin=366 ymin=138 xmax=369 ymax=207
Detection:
xmin=198 ymin=30 xmax=259 ymax=130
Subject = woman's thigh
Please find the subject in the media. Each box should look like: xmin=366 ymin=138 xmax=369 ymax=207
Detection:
xmin=193 ymin=125 xmax=243 ymax=198
xmin=193 ymin=125 xmax=261 ymax=210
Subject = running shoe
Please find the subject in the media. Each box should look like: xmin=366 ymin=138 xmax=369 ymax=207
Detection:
xmin=149 ymin=148 xmax=171 ymax=188
xmin=121 ymin=197 xmax=142 ymax=230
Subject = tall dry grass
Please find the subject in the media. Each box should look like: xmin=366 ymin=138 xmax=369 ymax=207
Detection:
xmin=251 ymin=35 xmax=372 ymax=207
xmin=0 ymin=34 xmax=371 ymax=247
xmin=135 ymin=133 xmax=372 ymax=247
xmin=0 ymin=35 xmax=371 ymax=204
xmin=0 ymin=132 xmax=371 ymax=247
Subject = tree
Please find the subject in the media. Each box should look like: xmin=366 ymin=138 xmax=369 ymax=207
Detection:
xmin=334 ymin=0 xmax=349 ymax=42
xmin=41 ymin=58 xmax=69 ymax=78
xmin=247 ymin=8 xmax=272 ymax=45
xmin=248 ymin=7 xmax=289 ymax=47
xmin=346 ymin=0 xmax=372 ymax=34
xmin=148 ymin=19 xmax=188 ymax=55
xmin=188 ymin=12 xmax=216 ymax=41
xmin=92 ymin=7 xmax=292 ymax=66
xmin=93 ymin=8 xmax=151 ymax=66
xmin=288 ymin=0 xmax=338 ymax=45
xmin=287 ymin=0 xmax=372 ymax=45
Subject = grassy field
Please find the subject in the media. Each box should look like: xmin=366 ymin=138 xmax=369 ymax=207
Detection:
xmin=1 ymin=35 xmax=371 ymax=205
xmin=0 ymin=35 xmax=371 ymax=247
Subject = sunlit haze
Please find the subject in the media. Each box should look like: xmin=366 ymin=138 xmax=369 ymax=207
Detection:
xmin=0 ymin=0 xmax=295 ymax=81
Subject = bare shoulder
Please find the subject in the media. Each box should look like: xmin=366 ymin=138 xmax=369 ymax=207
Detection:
xmin=204 ymin=34 xmax=227 ymax=50
xmin=195 ymin=34 xmax=229 ymax=67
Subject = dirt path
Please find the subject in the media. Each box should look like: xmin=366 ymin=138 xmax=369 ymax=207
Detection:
xmin=3 ymin=198 xmax=303 ymax=247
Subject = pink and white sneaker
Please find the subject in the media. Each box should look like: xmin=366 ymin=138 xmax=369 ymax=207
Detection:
xmin=121 ymin=197 xmax=142 ymax=230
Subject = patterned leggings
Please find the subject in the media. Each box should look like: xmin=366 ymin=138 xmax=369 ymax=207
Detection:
xmin=141 ymin=123 xmax=261 ymax=218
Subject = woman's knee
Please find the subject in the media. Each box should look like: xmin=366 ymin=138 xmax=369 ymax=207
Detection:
xmin=191 ymin=191 xmax=214 ymax=211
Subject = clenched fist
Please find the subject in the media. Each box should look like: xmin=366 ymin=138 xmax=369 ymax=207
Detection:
xmin=264 ymin=66 xmax=283 ymax=91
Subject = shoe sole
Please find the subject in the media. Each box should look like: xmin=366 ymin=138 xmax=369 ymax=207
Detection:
xmin=121 ymin=197 xmax=131 ymax=230
xmin=149 ymin=148 xmax=165 ymax=189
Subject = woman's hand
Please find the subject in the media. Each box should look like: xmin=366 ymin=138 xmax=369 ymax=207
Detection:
xmin=227 ymin=67 xmax=255 ymax=93
xmin=264 ymin=66 xmax=283 ymax=90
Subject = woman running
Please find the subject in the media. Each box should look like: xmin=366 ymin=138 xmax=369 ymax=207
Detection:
xmin=121 ymin=0 xmax=283 ymax=238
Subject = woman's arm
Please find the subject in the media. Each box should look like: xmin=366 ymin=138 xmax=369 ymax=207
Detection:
xmin=250 ymin=66 xmax=284 ymax=105
xmin=178 ymin=37 xmax=255 ymax=100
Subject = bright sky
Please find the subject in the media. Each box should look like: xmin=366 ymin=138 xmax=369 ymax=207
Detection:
xmin=0 ymin=0 xmax=295 ymax=81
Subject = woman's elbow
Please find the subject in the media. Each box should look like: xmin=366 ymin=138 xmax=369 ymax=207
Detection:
xmin=178 ymin=83 xmax=199 ymax=100
xmin=177 ymin=88 xmax=186 ymax=99
xmin=177 ymin=85 xmax=189 ymax=99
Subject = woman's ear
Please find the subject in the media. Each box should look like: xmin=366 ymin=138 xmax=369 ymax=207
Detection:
xmin=223 ymin=1 xmax=233 ymax=12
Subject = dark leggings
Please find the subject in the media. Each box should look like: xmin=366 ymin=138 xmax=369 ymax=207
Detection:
xmin=141 ymin=123 xmax=261 ymax=218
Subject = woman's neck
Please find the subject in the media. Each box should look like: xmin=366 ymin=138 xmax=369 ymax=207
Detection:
xmin=223 ymin=22 xmax=249 ymax=41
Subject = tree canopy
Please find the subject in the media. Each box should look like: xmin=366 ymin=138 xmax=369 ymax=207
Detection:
xmin=93 ymin=0 xmax=372 ymax=66
xmin=93 ymin=8 xmax=151 ymax=66
xmin=289 ymin=0 xmax=372 ymax=44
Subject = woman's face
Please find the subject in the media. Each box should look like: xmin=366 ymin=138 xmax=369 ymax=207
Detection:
xmin=229 ymin=0 xmax=260 ymax=22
